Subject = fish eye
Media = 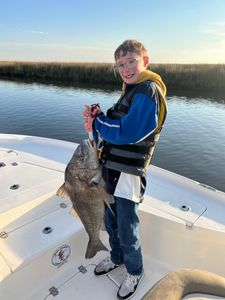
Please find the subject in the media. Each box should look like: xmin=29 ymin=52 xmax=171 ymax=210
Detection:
xmin=79 ymin=154 xmax=84 ymax=160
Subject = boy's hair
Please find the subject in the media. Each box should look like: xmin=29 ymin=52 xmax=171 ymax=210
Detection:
xmin=114 ymin=40 xmax=148 ymax=60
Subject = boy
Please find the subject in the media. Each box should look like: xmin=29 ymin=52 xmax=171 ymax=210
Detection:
xmin=83 ymin=39 xmax=167 ymax=299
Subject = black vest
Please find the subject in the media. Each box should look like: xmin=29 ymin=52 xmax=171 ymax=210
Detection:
xmin=100 ymin=80 xmax=167 ymax=176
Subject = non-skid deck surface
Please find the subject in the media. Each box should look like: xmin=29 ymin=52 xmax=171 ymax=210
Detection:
xmin=37 ymin=253 xmax=225 ymax=300
xmin=39 ymin=254 xmax=172 ymax=300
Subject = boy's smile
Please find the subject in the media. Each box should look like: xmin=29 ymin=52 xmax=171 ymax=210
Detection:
xmin=115 ymin=52 xmax=149 ymax=84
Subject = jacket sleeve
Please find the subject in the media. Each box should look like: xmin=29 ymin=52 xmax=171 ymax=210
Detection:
xmin=93 ymin=93 xmax=158 ymax=145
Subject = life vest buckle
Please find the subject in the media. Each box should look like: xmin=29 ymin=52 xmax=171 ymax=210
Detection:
xmin=97 ymin=147 xmax=103 ymax=160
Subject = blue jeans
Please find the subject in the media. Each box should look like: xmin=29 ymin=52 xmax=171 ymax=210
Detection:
xmin=105 ymin=196 xmax=143 ymax=276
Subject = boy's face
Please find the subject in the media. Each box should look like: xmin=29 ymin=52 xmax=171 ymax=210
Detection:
xmin=115 ymin=51 xmax=149 ymax=84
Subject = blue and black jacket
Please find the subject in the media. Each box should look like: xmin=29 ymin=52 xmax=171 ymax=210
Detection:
xmin=94 ymin=80 xmax=167 ymax=170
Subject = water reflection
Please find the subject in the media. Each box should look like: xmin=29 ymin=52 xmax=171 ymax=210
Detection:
xmin=2 ymin=77 xmax=225 ymax=103
xmin=0 ymin=77 xmax=120 ymax=94
xmin=0 ymin=79 xmax=225 ymax=193
xmin=168 ymin=88 xmax=225 ymax=104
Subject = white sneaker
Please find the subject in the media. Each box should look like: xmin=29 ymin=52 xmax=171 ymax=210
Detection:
xmin=117 ymin=271 xmax=144 ymax=299
xmin=94 ymin=257 xmax=120 ymax=276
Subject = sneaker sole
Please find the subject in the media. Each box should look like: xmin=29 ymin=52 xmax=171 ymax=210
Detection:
xmin=94 ymin=264 xmax=121 ymax=276
xmin=117 ymin=272 xmax=144 ymax=300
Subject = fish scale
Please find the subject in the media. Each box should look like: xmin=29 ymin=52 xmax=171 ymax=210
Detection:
xmin=57 ymin=139 xmax=113 ymax=259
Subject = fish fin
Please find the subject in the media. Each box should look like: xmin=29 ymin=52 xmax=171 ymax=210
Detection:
xmin=104 ymin=193 xmax=114 ymax=204
xmin=71 ymin=208 xmax=79 ymax=219
xmin=85 ymin=239 xmax=108 ymax=259
xmin=102 ymin=192 xmax=115 ymax=216
xmin=104 ymin=201 xmax=115 ymax=217
xmin=90 ymin=181 xmax=99 ymax=190
xmin=101 ymin=220 xmax=106 ymax=231
xmin=56 ymin=183 xmax=69 ymax=198
xmin=90 ymin=169 xmax=102 ymax=186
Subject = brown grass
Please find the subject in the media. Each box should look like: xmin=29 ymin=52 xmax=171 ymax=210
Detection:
xmin=0 ymin=61 xmax=225 ymax=91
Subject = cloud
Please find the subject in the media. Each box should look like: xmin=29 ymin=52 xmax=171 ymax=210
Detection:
xmin=152 ymin=37 xmax=225 ymax=64
xmin=30 ymin=30 xmax=49 ymax=35
xmin=0 ymin=39 xmax=224 ymax=63
xmin=18 ymin=28 xmax=49 ymax=35
xmin=201 ymin=22 xmax=225 ymax=39
xmin=177 ymin=22 xmax=225 ymax=63
xmin=0 ymin=42 xmax=113 ymax=62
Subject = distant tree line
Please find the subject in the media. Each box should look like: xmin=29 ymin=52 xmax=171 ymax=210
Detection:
xmin=0 ymin=61 xmax=225 ymax=92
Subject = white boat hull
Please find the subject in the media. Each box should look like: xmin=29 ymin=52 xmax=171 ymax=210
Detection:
xmin=0 ymin=134 xmax=225 ymax=300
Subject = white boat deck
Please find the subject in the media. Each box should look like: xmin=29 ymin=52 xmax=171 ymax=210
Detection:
xmin=29 ymin=253 xmax=223 ymax=300
xmin=37 ymin=256 xmax=173 ymax=300
xmin=0 ymin=134 xmax=225 ymax=300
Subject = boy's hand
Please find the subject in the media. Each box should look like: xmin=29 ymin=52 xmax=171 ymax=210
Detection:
xmin=82 ymin=104 xmax=101 ymax=133
xmin=82 ymin=104 xmax=92 ymax=118
xmin=84 ymin=115 xmax=94 ymax=132
xmin=82 ymin=104 xmax=101 ymax=118
xmin=91 ymin=103 xmax=101 ymax=117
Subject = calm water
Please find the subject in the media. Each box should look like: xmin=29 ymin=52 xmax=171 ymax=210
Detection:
xmin=1 ymin=79 xmax=225 ymax=193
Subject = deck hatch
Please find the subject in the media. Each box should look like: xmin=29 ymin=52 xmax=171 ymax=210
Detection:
xmin=144 ymin=180 xmax=207 ymax=225
xmin=0 ymin=161 xmax=63 ymax=214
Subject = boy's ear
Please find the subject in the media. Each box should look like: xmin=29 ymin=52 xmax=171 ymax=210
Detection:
xmin=143 ymin=56 xmax=149 ymax=68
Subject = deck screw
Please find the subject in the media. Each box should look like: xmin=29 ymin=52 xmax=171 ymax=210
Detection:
xmin=10 ymin=184 xmax=20 ymax=190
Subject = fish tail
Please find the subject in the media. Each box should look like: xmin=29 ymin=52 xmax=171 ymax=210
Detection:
xmin=85 ymin=239 xmax=108 ymax=259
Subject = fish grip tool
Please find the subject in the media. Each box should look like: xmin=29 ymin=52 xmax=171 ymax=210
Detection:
xmin=88 ymin=103 xmax=100 ymax=142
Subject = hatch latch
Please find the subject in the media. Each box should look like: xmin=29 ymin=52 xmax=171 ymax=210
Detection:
xmin=0 ymin=231 xmax=8 ymax=239
xmin=49 ymin=286 xmax=59 ymax=297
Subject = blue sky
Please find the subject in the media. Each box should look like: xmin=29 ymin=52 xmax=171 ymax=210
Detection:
xmin=1 ymin=0 xmax=225 ymax=63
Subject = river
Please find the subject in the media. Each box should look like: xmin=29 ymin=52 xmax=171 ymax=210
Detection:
xmin=0 ymin=79 xmax=225 ymax=192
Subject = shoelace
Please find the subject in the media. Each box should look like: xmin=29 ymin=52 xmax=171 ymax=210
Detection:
xmin=99 ymin=257 xmax=113 ymax=268
xmin=122 ymin=274 xmax=137 ymax=290
xmin=102 ymin=257 xmax=111 ymax=264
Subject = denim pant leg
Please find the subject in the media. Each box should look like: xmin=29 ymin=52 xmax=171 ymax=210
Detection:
xmin=116 ymin=196 xmax=143 ymax=276
xmin=105 ymin=196 xmax=143 ymax=275
xmin=105 ymin=202 xmax=123 ymax=265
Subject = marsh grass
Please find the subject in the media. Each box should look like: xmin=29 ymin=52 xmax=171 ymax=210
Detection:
xmin=0 ymin=61 xmax=225 ymax=91
xmin=151 ymin=63 xmax=225 ymax=91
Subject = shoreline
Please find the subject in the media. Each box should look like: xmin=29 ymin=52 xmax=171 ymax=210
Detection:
xmin=0 ymin=62 xmax=225 ymax=92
